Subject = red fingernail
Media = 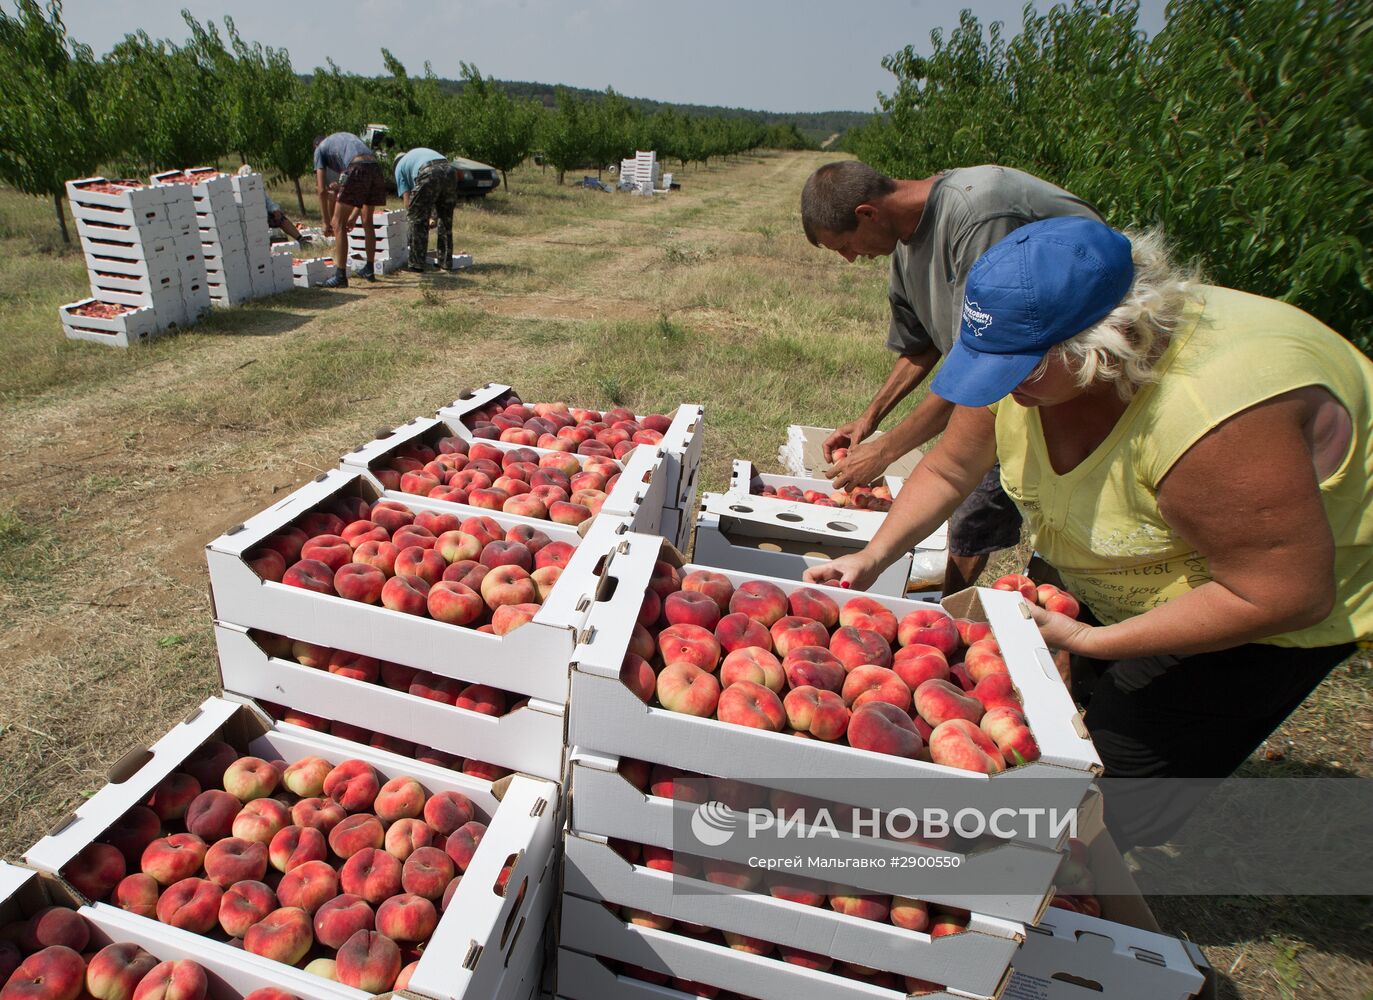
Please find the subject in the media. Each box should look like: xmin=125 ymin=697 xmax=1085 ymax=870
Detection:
xmin=840 ymin=581 xmax=851 ymax=589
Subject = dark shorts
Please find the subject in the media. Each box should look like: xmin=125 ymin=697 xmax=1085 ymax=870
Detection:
xmin=337 ymin=160 xmax=387 ymax=208
xmin=947 ymin=464 xmax=1022 ymax=557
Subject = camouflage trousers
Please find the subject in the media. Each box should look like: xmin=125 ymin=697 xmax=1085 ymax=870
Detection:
xmin=407 ymin=159 xmax=458 ymax=267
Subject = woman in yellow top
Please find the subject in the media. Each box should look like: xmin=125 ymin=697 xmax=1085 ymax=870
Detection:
xmin=805 ymin=216 xmax=1371 ymax=848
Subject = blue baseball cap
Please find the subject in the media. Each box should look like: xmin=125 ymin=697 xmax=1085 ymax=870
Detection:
xmin=930 ymin=217 xmax=1134 ymax=407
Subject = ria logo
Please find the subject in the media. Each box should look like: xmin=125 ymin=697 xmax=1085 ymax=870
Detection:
xmin=690 ymin=801 xmax=739 ymax=847
xmin=962 ymin=298 xmax=993 ymax=336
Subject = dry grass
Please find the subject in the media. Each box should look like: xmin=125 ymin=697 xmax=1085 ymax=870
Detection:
xmin=0 ymin=152 xmax=1368 ymax=997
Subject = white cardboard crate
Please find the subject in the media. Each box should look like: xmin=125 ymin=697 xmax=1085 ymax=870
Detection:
xmin=348 ymin=252 xmax=405 ymax=274
xmin=87 ymin=267 xmax=177 ymax=297
xmin=24 ymin=696 xmax=559 ymax=1000
xmin=562 ymin=831 xmax=1020 ymax=993
xmin=67 ymin=176 xmax=169 ymax=212
xmin=206 ymin=468 xmax=624 ymax=704
xmin=428 ymin=251 xmax=475 ymax=270
xmin=294 ymin=255 xmax=335 ymax=287
xmin=82 ymin=250 xmax=182 ymax=282
xmin=568 ymin=534 xmax=1100 ymax=843
xmin=60 ymin=299 xmax=164 ymax=347
xmin=85 ymin=282 xmax=186 ymax=316
xmin=439 ymin=384 xmax=706 ymax=511
xmin=214 ymin=621 xmax=567 ymax=781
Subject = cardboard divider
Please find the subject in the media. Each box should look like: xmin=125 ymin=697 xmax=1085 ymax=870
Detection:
xmin=561 ymin=830 xmax=1021 ymax=992
xmin=214 ymin=621 xmax=567 ymax=781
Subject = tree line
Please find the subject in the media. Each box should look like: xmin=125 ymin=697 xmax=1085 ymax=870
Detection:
xmin=843 ymin=0 xmax=1371 ymax=352
xmin=0 ymin=1 xmax=809 ymax=242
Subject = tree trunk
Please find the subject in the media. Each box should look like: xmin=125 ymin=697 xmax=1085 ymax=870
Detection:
xmin=556 ymin=169 xmax=565 ymax=185
xmin=501 ymin=170 xmax=508 ymax=191
xmin=294 ymin=176 xmax=307 ymax=216
xmin=53 ymin=193 xmax=70 ymax=245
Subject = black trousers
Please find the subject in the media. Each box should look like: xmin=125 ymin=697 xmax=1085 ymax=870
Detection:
xmin=1073 ymin=627 xmax=1352 ymax=849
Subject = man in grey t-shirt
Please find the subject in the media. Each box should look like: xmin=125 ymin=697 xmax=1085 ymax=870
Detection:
xmin=800 ymin=161 xmax=1100 ymax=592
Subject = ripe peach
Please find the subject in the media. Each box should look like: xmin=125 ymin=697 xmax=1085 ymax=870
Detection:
xmin=714 ymin=612 xmax=771 ymax=654
xmin=728 ymin=580 xmax=788 ymax=627
xmin=492 ymin=601 xmax=540 ymax=634
xmin=323 ymin=759 xmax=380 ymax=812
xmin=392 ymin=524 xmax=438 ymax=551
xmin=269 ymin=825 xmax=326 ymax=873
xmin=145 ymin=772 xmax=200 ymax=822
xmin=842 ymin=665 xmax=912 ymax=711
xmin=620 ymin=652 xmax=657 ymax=703
xmin=291 ymin=797 xmax=346 ymax=833
xmin=1040 ymin=586 xmax=1081 ymax=618
xmin=954 ymin=618 xmax=992 ymax=646
xmin=204 ymin=838 xmax=268 ymax=888
xmin=342 ymin=520 xmax=389 ymax=548
xmin=950 ymin=662 xmax=975 ymax=692
xmin=301 ymin=534 xmax=353 ymax=573
xmin=130 ymin=958 xmax=209 ymax=1000
xmin=787 ymin=587 xmax=839 ymax=628
xmin=455 ymin=683 xmax=506 ymax=716
xmin=335 ymin=930 xmax=401 ymax=992
xmin=443 ymin=821 xmax=487 ymax=873
xmin=279 ymin=755 xmax=330 ymax=798
xmin=646 ymin=560 xmax=681 ymax=601
xmin=401 ymin=846 xmax=455 ymax=900
xmin=246 ymin=548 xmax=287 ymax=582
xmin=656 ymin=662 xmax=721 ymax=716
xmin=218 ymin=880 xmax=276 ymax=938
xmin=965 ymin=640 xmax=1009 ymax=683
xmin=679 ymin=570 xmax=732 ymax=613
xmin=501 ymin=494 xmax=547 ymax=519
xmin=637 ymin=587 xmax=662 ymax=627
xmin=223 ymin=757 xmax=279 ymax=802
xmin=892 ymin=644 xmax=951 ymax=690
xmin=896 ymin=609 xmax=960 ymax=655
xmin=782 ymin=646 xmax=846 ymax=692
xmin=839 ymin=596 xmax=897 ymax=641
xmin=3 ymin=945 xmax=85 ymax=999
xmin=375 ymin=894 xmax=437 ymax=943
xmin=890 ymin=895 xmax=931 ymax=931
xmin=647 ymin=765 xmax=705 ymax=803
xmin=260 ymin=526 xmax=309 ymax=564
xmin=657 ymin=623 xmax=721 ymax=672
xmin=380 ymin=574 xmax=430 ymax=615
xmin=767 ymin=871 xmax=827 ymax=906
xmin=87 ymin=941 xmax=160 ymax=999
xmin=112 ymin=872 xmax=160 ymax=918
xmin=375 ymin=776 xmax=426 ymax=823
xmin=971 ymin=672 xmax=1021 ymax=714
xmin=340 ymin=848 xmax=403 ymax=905
xmin=275 ymin=859 xmax=339 ymax=914
xmin=290 ymin=639 xmax=332 ymax=669
xmin=829 ymin=626 xmax=893 ymax=671
xmin=409 ymin=671 xmax=462 ymax=705
xmin=980 ymin=706 xmax=1040 ymax=764
xmin=312 ymin=893 xmax=375 ymax=951
xmin=702 ymin=857 xmax=760 ymax=890
xmin=546 ymin=500 xmax=590 ymax=525
xmin=20 ymin=908 xmax=88 ymax=954
xmin=243 ymin=906 xmax=313 ymax=966
xmin=183 ymin=740 xmax=237 ymax=789
xmin=102 ymin=805 xmax=161 ymax=867
xmin=717 ymin=680 xmax=786 ymax=731
xmin=991 ymin=574 xmax=1037 ymax=601
xmin=719 ymin=646 xmax=785 ymax=692
xmin=769 ymin=616 xmax=829 ymax=657
xmin=780 ymin=946 xmax=832 ymax=971
xmin=830 ymin=893 xmax=891 ymax=922
xmin=184 ymin=790 xmax=241 ymax=842
xmin=479 ymin=564 xmax=537 ymax=608
xmin=156 ymin=877 xmax=223 ymax=933
xmin=394 ymin=546 xmax=446 ymax=586
xmin=369 ymin=501 xmax=414 ymax=533
xmin=140 ymin=834 xmax=206 ymax=887
xmin=914 ymin=679 xmax=985 ymax=727
xmin=783 ymin=685 xmax=850 ymax=741
xmin=929 ymin=719 xmax=1006 ymax=774
xmin=531 ymin=541 xmax=573 ymax=572
xmin=469 ymin=487 xmax=512 ymax=511
xmin=661 ymin=591 xmax=719 ymax=632
xmin=282 ymin=558 xmax=334 ymax=594
xmin=328 ymin=814 xmax=384 ymax=859
xmin=528 ymin=484 xmax=568 ymax=508
xmin=847 ymin=702 xmax=923 ymax=758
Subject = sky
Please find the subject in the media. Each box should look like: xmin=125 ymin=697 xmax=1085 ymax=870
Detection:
xmin=59 ymin=0 xmax=1170 ymax=114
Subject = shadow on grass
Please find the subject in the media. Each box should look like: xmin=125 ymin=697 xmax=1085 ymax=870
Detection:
xmin=467 ymin=262 xmax=534 ymax=277
xmin=192 ymin=297 xmax=350 ymax=338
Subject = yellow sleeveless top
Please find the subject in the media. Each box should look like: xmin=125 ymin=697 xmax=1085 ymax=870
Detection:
xmin=994 ymin=285 xmax=1373 ymax=648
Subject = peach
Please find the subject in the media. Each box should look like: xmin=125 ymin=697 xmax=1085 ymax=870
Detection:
xmin=409 ymin=671 xmax=462 ymax=705
xmin=301 ymin=534 xmax=353 ymax=573
xmin=392 ymin=524 xmax=437 ymax=551
xmin=269 ymin=825 xmax=326 ymax=873
xmin=112 ymin=872 xmax=160 ymax=918
xmin=980 ymin=706 xmax=1040 ymax=764
xmin=415 ymin=581 xmax=480 ymax=628
xmin=130 ymin=959 xmax=208 ymax=1000
xmin=102 ymin=805 xmax=161 ymax=866
xmin=955 ymin=618 xmax=993 ymax=645
xmin=145 ymin=772 xmax=200 ymax=822
xmin=379 ymin=661 xmax=419 ymax=691
xmin=380 ymin=574 xmax=429 ymax=615
xmin=370 ymin=501 xmax=414 ymax=533
xmin=455 ymin=683 xmax=506 ymax=716
xmin=929 ymin=909 xmax=971 ymax=937
xmin=3 ymin=946 xmax=86 ymax=999
xmin=502 ymin=523 xmax=549 ymax=554
xmin=655 ymin=662 xmax=721 ymax=717
xmin=375 ymin=894 xmax=437 ymax=943
xmin=246 ymin=548 xmax=287 ymax=582
xmin=443 ymin=821 xmax=486 ymax=873
xmin=547 ymin=500 xmax=592 ymax=525
xmin=780 ymin=946 xmax=832 ymax=971
xmin=782 ymin=646 xmax=846 ymax=693
xmin=787 ymin=587 xmax=839 ymax=628
xmin=971 ymin=672 xmax=1021 ymax=714
xmin=156 ymin=877 xmax=223 ymax=933
xmin=323 ymin=759 xmax=380 ymax=812
xmin=340 ymin=848 xmax=403 ymax=905
xmin=538 ymin=451 xmax=582 ymax=476
xmin=401 ymin=846 xmax=455 ymax=900
xmin=87 ymin=941 xmax=160 ymax=999
xmin=897 ymin=609 xmax=960 ymax=654
xmin=469 ymin=487 xmax=512 ymax=511
xmin=620 ymin=652 xmax=657 ymax=703
xmin=829 ymin=626 xmax=893 ymax=671
xmin=965 ymin=640 xmax=1009 ymax=683
xmin=431 ymin=532 xmax=479 ymax=568
xmin=260 ymin=526 xmax=309 ymax=564
xmin=335 ymin=930 xmax=401 ymax=992
xmin=492 ymin=602 xmax=539 ymax=634
xmin=502 ymin=494 xmax=548 ymax=519
xmin=769 ymin=616 xmax=829 ymax=657
xmin=204 ymin=838 xmax=268 ymax=888
xmin=347 ymin=540 xmax=396 ymax=577
xmin=648 ymin=765 xmax=704 ymax=803
xmin=476 ymin=540 xmax=530 ymax=572
xmin=830 ymin=893 xmax=891 ymax=922
xmin=992 ymin=574 xmax=1037 ymax=601
xmin=290 ymin=639 xmax=332 ymax=669
xmin=648 ymin=560 xmax=682 ymax=600
xmin=246 ymin=990 xmax=308 ymax=1000
xmin=370 ymin=732 xmax=416 ymax=756
xmin=275 ymin=859 xmax=339 ymax=913
xmin=627 ymin=623 xmax=656 ymax=663
xmin=839 ymin=596 xmax=899 ymax=644
xmin=400 ymin=470 xmax=442 ymax=495
xmin=717 ymin=681 xmax=786 ymax=731
xmin=702 ymin=857 xmax=760 ymax=890
xmin=534 ymin=540 xmax=576 ymax=570
xmin=183 ymin=740 xmax=237 ymax=789
xmin=929 ymin=719 xmax=1006 ymax=774
xmin=328 ymin=814 xmax=384 ymax=858
xmin=183 ymin=790 xmax=240 ymax=843
xmin=892 ymin=644 xmax=951 ymax=690
xmin=950 ymin=663 xmax=975 ymax=692
xmin=20 ymin=908 xmax=87 ymax=954
xmin=140 ymin=834 xmax=206 ymax=887
xmin=312 ymin=893 xmax=375 ymax=951
xmin=282 ymin=558 xmax=336 ymax=594
xmin=637 ymin=587 xmax=662 ymax=627
xmin=279 ymin=756 xmax=330 ymax=798
xmin=223 ymin=757 xmax=279 ymax=802
xmin=723 ymin=931 xmax=773 ymax=955
xmin=375 ymin=777 xmax=426 ymax=823
xmin=1040 ymin=585 xmax=1081 ymax=618
xmin=243 ymin=906 xmax=313 ymax=966
xmin=327 ymin=562 xmax=383 ymax=605
xmin=914 ymin=679 xmax=985 ymax=726
xmin=847 ymin=702 xmax=923 ymax=758
xmin=291 ymin=797 xmax=345 ymax=833
xmin=783 ymin=685 xmax=850 ymax=741
xmin=681 ymin=570 xmax=734 ymax=613
xmin=657 ymin=623 xmax=721 ymax=672
xmin=714 ymin=612 xmax=771 ymax=654
xmin=392 ymin=546 xmax=445 ymax=586
xmin=719 ymin=646 xmax=785 ymax=693
xmin=728 ymin=580 xmax=788 ymax=627
xmin=218 ymin=880 xmax=276 ymax=938
xmin=529 ymin=484 xmax=568 ymax=507
xmin=768 ymin=871 xmax=827 ymax=906
xmin=419 ymin=795 xmax=473 ymax=840
xmin=890 ymin=895 xmax=931 ymax=931
xmin=842 ymin=665 xmax=912 ymax=711
xmin=660 ymin=591 xmax=718 ymax=631
xmin=341 ymin=519 xmax=389 ymax=548
xmin=480 ymin=564 xmax=537 ymax=608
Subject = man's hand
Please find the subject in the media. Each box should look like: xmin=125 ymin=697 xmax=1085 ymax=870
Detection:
xmin=803 ymin=551 xmax=882 ymax=591
xmin=823 ymin=418 xmax=875 ymax=463
xmin=826 ymin=438 xmax=889 ymax=491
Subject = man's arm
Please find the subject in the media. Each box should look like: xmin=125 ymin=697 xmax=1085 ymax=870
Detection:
xmin=315 ymin=168 xmax=331 ymax=235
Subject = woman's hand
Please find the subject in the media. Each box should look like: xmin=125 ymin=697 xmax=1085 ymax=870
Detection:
xmin=803 ymin=551 xmax=883 ymax=591
xmin=1027 ymin=604 xmax=1099 ymax=655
